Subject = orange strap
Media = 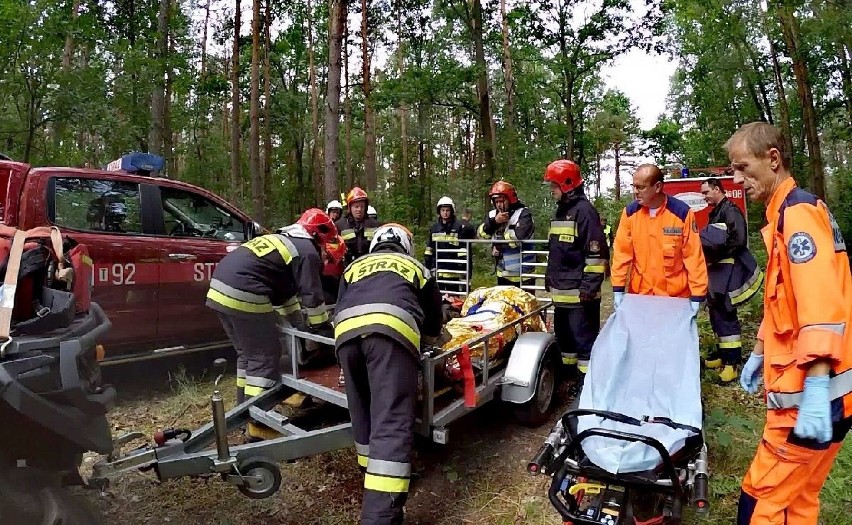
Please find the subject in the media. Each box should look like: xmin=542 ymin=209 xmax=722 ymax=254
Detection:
xmin=458 ymin=344 xmax=477 ymax=408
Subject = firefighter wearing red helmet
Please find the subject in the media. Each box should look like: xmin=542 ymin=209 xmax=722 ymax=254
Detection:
xmin=336 ymin=187 xmax=381 ymax=266
xmin=206 ymin=208 xmax=335 ymax=441
xmin=321 ymin=234 xmax=347 ymax=304
xmin=544 ymin=160 xmax=609 ymax=376
xmin=477 ymin=181 xmax=535 ymax=286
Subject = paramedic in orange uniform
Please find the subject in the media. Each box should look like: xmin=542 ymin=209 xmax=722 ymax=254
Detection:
xmin=610 ymin=164 xmax=708 ymax=311
xmin=729 ymin=123 xmax=852 ymax=525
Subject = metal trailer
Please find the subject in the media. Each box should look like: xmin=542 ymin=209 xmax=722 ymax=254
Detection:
xmin=91 ymin=272 xmax=559 ymax=500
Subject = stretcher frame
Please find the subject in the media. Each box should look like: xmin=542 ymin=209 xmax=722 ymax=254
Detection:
xmin=433 ymin=237 xmax=550 ymax=297
xmin=90 ymin=300 xmax=556 ymax=500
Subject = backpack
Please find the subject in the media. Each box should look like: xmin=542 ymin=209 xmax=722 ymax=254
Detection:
xmin=0 ymin=225 xmax=89 ymax=351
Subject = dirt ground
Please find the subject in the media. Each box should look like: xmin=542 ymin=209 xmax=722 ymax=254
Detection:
xmin=79 ymin=354 xmax=572 ymax=525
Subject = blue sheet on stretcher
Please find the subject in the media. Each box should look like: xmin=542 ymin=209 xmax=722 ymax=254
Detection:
xmin=576 ymin=294 xmax=703 ymax=474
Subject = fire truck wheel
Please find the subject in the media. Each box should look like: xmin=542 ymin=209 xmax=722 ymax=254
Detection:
xmin=237 ymin=457 xmax=282 ymax=499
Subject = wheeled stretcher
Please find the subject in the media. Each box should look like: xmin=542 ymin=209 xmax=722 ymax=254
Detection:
xmin=529 ymin=295 xmax=710 ymax=524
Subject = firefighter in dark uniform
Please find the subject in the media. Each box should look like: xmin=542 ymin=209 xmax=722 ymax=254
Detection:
xmin=543 ymin=160 xmax=609 ymax=375
xmin=699 ymin=177 xmax=764 ymax=382
xmin=477 ymin=181 xmax=535 ymax=287
xmin=335 ymin=223 xmax=444 ymax=525
xmin=206 ymin=208 xmax=336 ymax=440
xmin=335 ymin=187 xmax=381 ymax=266
xmin=424 ymin=196 xmax=475 ymax=294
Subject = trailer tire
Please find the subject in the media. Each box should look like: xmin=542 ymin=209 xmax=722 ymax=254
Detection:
xmin=515 ymin=345 xmax=558 ymax=427
xmin=237 ymin=457 xmax=282 ymax=499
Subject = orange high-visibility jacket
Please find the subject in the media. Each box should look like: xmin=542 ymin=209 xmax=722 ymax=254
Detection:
xmin=611 ymin=196 xmax=708 ymax=300
xmin=757 ymin=178 xmax=852 ymax=428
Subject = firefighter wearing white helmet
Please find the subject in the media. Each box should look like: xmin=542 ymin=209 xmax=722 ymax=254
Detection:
xmin=335 ymin=223 xmax=443 ymax=525
xmin=425 ymin=196 xmax=475 ymax=293
xmin=326 ymin=200 xmax=343 ymax=222
xmin=367 ymin=205 xmax=378 ymax=220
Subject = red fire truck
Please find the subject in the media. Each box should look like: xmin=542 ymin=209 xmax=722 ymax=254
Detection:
xmin=662 ymin=167 xmax=747 ymax=230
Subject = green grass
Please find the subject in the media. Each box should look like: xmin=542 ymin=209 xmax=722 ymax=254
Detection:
xmin=97 ymin=278 xmax=852 ymax=524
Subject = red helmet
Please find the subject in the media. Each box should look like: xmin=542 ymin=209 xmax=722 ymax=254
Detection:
xmin=297 ymin=208 xmax=337 ymax=245
xmin=544 ymin=160 xmax=583 ymax=193
xmin=346 ymin=187 xmax=369 ymax=206
xmin=489 ymin=181 xmax=518 ymax=204
xmin=325 ymin=235 xmax=347 ymax=265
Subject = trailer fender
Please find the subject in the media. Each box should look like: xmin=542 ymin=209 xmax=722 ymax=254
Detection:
xmin=500 ymin=331 xmax=557 ymax=405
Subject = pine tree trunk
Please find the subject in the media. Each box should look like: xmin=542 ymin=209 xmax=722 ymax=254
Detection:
xmin=362 ymin=0 xmax=377 ymax=191
xmin=344 ymin=14 xmax=353 ymax=190
xmin=769 ymin=40 xmax=795 ymax=167
xmin=231 ymin=0 xmax=242 ymax=201
xmin=499 ymin=0 xmax=515 ymax=176
xmin=471 ymin=0 xmax=496 ymax=181
xmin=838 ymin=43 xmax=852 ymax=125
xmin=397 ymin=13 xmax=408 ymax=195
xmin=308 ymin=0 xmax=322 ymax=204
xmin=200 ymin=0 xmax=211 ymax=76
xmin=55 ymin=0 xmax=81 ymax=147
xmin=777 ymin=6 xmax=825 ymax=199
xmin=614 ymin=143 xmax=621 ymax=202
xmin=263 ymin=0 xmax=273 ymax=217
xmin=324 ymin=0 xmax=346 ymax=203
xmin=164 ymin=26 xmax=174 ymax=177
xmin=149 ymin=0 xmax=170 ymax=156
xmin=249 ymin=0 xmax=264 ymax=222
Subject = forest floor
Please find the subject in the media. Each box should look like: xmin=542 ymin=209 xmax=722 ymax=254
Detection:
xmin=77 ymin=286 xmax=851 ymax=524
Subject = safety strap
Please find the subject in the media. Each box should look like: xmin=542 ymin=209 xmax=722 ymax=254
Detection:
xmin=457 ymin=344 xmax=477 ymax=408
xmin=766 ymin=368 xmax=852 ymax=410
xmin=0 ymin=229 xmax=27 ymax=343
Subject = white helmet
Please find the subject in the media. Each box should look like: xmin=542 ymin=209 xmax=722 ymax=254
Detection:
xmin=436 ymin=196 xmax=455 ymax=213
xmin=326 ymin=200 xmax=342 ymax=213
xmin=367 ymin=205 xmax=377 ymax=219
xmin=369 ymin=223 xmax=413 ymax=255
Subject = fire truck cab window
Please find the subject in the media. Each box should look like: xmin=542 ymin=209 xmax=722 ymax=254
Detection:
xmin=52 ymin=178 xmax=143 ymax=234
xmin=160 ymin=187 xmax=245 ymax=241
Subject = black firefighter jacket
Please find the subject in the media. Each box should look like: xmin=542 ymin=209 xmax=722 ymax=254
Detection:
xmin=335 ymin=214 xmax=381 ymax=266
xmin=700 ymin=197 xmax=763 ymax=306
xmin=545 ymin=192 xmax=609 ymax=307
xmin=206 ymin=231 xmax=329 ymax=327
xmin=334 ymin=246 xmax=444 ymax=358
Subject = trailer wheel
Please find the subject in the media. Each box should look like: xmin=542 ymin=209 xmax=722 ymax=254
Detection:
xmin=515 ymin=346 xmax=558 ymax=427
xmin=237 ymin=457 xmax=282 ymax=499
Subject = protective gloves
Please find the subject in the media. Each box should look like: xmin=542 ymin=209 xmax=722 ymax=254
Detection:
xmin=739 ymin=352 xmax=764 ymax=394
xmin=613 ymin=292 xmax=625 ymax=309
xmin=793 ymin=375 xmax=833 ymax=443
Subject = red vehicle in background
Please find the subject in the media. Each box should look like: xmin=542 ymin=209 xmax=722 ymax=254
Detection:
xmin=663 ymin=168 xmax=747 ymax=231
xmin=0 ymin=153 xmax=261 ymax=364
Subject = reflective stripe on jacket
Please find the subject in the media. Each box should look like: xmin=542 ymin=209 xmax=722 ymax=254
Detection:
xmin=757 ymin=178 xmax=852 ymax=427
xmin=425 ymin=218 xmax=474 ymax=281
xmin=701 ymin=197 xmax=763 ymax=305
xmin=335 ymin=215 xmax=381 ymax=265
xmin=334 ymin=250 xmax=443 ymax=357
xmin=546 ymin=193 xmax=609 ymax=307
xmin=206 ymin=233 xmax=328 ymax=326
xmin=477 ymin=205 xmax=535 ymax=281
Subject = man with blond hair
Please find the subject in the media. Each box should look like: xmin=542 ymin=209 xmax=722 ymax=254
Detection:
xmin=729 ymin=122 xmax=852 ymax=524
